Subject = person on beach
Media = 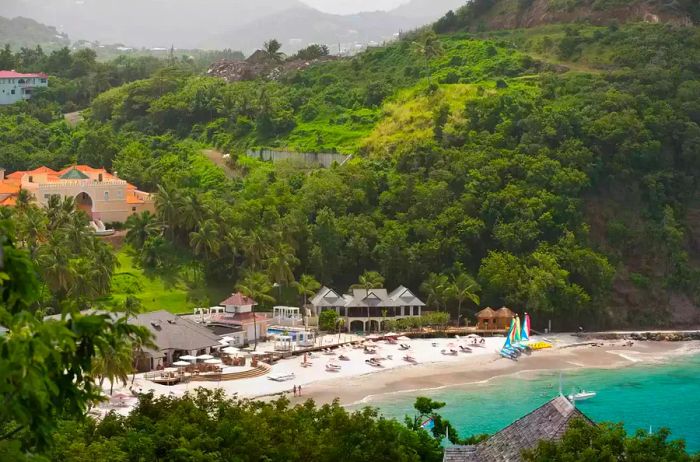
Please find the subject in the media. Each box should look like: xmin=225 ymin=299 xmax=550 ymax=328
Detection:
xmin=298 ymin=385 xmax=302 ymax=396
xmin=293 ymin=385 xmax=297 ymax=397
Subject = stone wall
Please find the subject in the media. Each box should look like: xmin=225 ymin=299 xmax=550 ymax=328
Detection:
xmin=245 ymin=149 xmax=350 ymax=168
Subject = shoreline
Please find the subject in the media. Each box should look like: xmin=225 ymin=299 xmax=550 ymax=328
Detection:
xmin=288 ymin=339 xmax=700 ymax=407
xmin=108 ymin=335 xmax=700 ymax=417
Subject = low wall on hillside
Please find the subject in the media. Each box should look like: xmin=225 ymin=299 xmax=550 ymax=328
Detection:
xmin=245 ymin=149 xmax=351 ymax=168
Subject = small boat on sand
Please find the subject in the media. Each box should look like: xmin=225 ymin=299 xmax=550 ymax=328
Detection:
xmin=459 ymin=345 xmax=472 ymax=353
xmin=403 ymin=355 xmax=417 ymax=364
xmin=338 ymin=354 xmax=350 ymax=361
xmin=365 ymin=359 xmax=383 ymax=368
xmin=268 ymin=372 xmax=295 ymax=382
xmin=399 ymin=343 xmax=411 ymax=350
xmin=441 ymin=349 xmax=458 ymax=356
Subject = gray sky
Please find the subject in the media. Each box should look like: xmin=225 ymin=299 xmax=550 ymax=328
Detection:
xmin=300 ymin=0 xmax=411 ymax=14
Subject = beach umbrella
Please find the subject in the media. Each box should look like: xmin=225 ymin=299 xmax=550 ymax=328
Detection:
xmin=179 ymin=355 xmax=197 ymax=361
xmin=197 ymin=354 xmax=214 ymax=360
xmin=204 ymin=358 xmax=222 ymax=365
xmin=173 ymin=361 xmax=190 ymax=367
xmin=397 ymin=336 xmax=410 ymax=341
xmin=222 ymin=346 xmax=238 ymax=355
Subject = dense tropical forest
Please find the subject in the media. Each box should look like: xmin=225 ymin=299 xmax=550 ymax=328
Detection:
xmin=1 ymin=0 xmax=700 ymax=459
xmin=7 ymin=18 xmax=698 ymax=328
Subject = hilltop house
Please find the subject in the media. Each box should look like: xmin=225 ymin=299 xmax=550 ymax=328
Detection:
xmin=0 ymin=70 xmax=48 ymax=105
xmin=0 ymin=165 xmax=154 ymax=223
xmin=310 ymin=286 xmax=425 ymax=332
xmin=443 ymin=395 xmax=594 ymax=462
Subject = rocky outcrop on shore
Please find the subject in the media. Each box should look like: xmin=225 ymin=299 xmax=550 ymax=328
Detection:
xmin=578 ymin=331 xmax=700 ymax=342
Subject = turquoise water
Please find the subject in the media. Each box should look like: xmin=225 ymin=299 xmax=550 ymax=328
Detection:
xmin=351 ymin=353 xmax=700 ymax=453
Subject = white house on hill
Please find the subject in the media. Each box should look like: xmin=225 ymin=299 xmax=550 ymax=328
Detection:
xmin=0 ymin=71 xmax=48 ymax=105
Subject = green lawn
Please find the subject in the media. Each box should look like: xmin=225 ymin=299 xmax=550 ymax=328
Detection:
xmin=110 ymin=247 xmax=230 ymax=314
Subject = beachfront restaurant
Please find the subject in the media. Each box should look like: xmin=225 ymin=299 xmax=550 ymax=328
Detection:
xmin=131 ymin=310 xmax=223 ymax=372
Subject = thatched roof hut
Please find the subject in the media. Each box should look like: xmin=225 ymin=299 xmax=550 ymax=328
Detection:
xmin=443 ymin=395 xmax=594 ymax=462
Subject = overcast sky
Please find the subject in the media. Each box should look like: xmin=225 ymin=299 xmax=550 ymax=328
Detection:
xmin=299 ymin=0 xmax=411 ymax=14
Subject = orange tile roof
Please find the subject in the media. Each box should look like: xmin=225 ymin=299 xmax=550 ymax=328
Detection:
xmin=0 ymin=182 xmax=20 ymax=194
xmin=126 ymin=194 xmax=145 ymax=204
xmin=0 ymin=196 xmax=16 ymax=206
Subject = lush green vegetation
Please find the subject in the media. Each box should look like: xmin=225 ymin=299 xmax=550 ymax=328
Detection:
xmin=524 ymin=418 xmax=700 ymax=461
xmin=3 ymin=21 xmax=700 ymax=328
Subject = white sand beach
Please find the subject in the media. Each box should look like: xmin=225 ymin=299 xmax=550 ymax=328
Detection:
xmin=102 ymin=335 xmax=700 ymax=415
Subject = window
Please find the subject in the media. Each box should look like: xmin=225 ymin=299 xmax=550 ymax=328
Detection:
xmin=104 ymin=191 xmax=109 ymax=201
xmin=131 ymin=207 xmax=136 ymax=212
xmin=10 ymin=90 xmax=15 ymax=95
xmin=40 ymin=79 xmax=47 ymax=83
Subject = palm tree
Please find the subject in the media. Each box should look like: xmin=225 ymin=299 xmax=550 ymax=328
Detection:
xmin=242 ymin=229 xmax=269 ymax=270
xmin=180 ymin=194 xmax=209 ymax=233
xmin=336 ymin=317 xmax=345 ymax=344
xmin=92 ymin=340 xmax=134 ymax=395
xmin=125 ymin=211 xmax=160 ymax=249
xmin=421 ymin=273 xmax=449 ymax=312
xmin=37 ymin=235 xmax=76 ymax=300
xmin=292 ymin=274 xmax=321 ymax=311
xmin=263 ymin=39 xmax=284 ymax=62
xmin=448 ymin=273 xmax=480 ymax=327
xmin=189 ymin=219 xmax=221 ymax=260
xmin=264 ymin=243 xmax=299 ymax=286
xmin=155 ymin=184 xmax=181 ymax=239
xmin=225 ymin=228 xmax=246 ymax=267
xmin=411 ymin=31 xmax=443 ymax=83
xmin=351 ymin=271 xmax=385 ymax=333
xmin=236 ymin=271 xmax=276 ymax=351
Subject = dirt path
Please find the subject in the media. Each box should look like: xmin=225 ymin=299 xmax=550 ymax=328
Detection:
xmin=64 ymin=111 xmax=83 ymax=127
xmin=202 ymin=149 xmax=237 ymax=178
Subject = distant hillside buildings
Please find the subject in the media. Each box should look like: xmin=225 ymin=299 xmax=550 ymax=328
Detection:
xmin=0 ymin=70 xmax=48 ymax=105
xmin=0 ymin=165 xmax=154 ymax=223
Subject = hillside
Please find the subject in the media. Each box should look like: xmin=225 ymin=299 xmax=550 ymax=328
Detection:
xmin=0 ymin=16 xmax=69 ymax=49
xmin=3 ymin=5 xmax=700 ymax=328
xmin=433 ymin=0 xmax=699 ymax=32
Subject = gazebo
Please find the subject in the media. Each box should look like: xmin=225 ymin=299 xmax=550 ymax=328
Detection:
xmin=475 ymin=307 xmax=496 ymax=330
xmin=494 ymin=306 xmax=515 ymax=330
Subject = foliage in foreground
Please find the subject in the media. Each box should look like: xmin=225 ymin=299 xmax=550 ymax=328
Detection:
xmin=43 ymin=390 xmax=444 ymax=462
xmin=523 ymin=418 xmax=700 ymax=462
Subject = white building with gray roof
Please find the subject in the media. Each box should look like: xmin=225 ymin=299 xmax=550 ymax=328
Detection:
xmin=310 ymin=285 xmax=424 ymax=332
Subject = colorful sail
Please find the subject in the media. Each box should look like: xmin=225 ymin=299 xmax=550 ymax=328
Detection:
xmin=522 ymin=312 xmax=530 ymax=341
xmin=514 ymin=315 xmax=522 ymax=343
xmin=503 ymin=318 xmax=515 ymax=350
xmin=421 ymin=417 xmax=435 ymax=430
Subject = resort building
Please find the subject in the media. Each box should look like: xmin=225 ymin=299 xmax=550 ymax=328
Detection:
xmin=476 ymin=306 xmax=515 ymax=331
xmin=0 ymin=70 xmax=48 ymax=105
xmin=443 ymin=395 xmax=593 ymax=462
xmin=0 ymin=165 xmax=154 ymax=223
xmin=130 ymin=310 xmax=224 ymax=372
xmin=189 ymin=293 xmax=270 ymax=346
xmin=310 ymin=286 xmax=425 ymax=332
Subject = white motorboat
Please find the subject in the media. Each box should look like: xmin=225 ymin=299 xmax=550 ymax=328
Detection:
xmin=568 ymin=390 xmax=596 ymax=402
xmin=268 ymin=372 xmax=295 ymax=382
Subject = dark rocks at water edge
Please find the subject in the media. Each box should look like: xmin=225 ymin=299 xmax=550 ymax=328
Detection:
xmin=577 ymin=331 xmax=700 ymax=342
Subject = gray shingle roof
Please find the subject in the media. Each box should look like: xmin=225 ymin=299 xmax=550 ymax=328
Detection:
xmin=310 ymin=286 xmax=425 ymax=308
xmin=130 ymin=310 xmax=221 ymax=353
xmin=443 ymin=396 xmax=594 ymax=462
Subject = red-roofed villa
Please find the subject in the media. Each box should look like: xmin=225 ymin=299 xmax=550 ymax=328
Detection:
xmin=0 ymin=165 xmax=154 ymax=223
xmin=0 ymin=70 xmax=48 ymax=105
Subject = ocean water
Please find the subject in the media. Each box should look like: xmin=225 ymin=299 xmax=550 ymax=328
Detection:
xmin=349 ymin=353 xmax=700 ymax=453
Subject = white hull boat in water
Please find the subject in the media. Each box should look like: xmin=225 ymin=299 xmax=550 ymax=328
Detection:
xmin=568 ymin=390 xmax=596 ymax=402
